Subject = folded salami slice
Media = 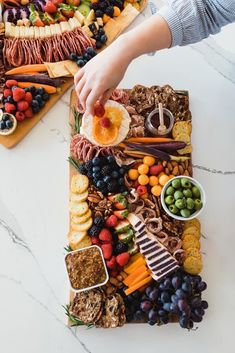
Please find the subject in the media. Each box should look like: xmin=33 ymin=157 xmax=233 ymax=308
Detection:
xmin=128 ymin=214 xmax=179 ymax=282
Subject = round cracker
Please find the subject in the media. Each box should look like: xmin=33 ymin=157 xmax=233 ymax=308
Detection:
xmin=71 ymin=217 xmax=93 ymax=232
xmin=184 ymin=218 xmax=201 ymax=231
xmin=182 ymin=237 xmax=200 ymax=250
xmin=69 ymin=201 xmax=89 ymax=216
xmin=71 ymin=209 xmax=92 ymax=225
xmin=70 ymin=190 xmax=88 ymax=203
xmin=182 ymin=226 xmax=200 ymax=239
xmin=74 ymin=235 xmax=92 ymax=250
xmin=71 ymin=174 xmax=89 ymax=194
xmin=172 ymin=121 xmax=192 ymax=138
xmin=174 ymin=133 xmax=191 ymax=144
xmin=185 ymin=247 xmax=202 ymax=259
xmin=67 ymin=230 xmax=87 ymax=250
xmin=183 ymin=256 xmax=203 ymax=275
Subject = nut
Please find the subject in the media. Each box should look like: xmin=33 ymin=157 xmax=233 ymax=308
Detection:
xmin=179 ymin=165 xmax=184 ymax=175
xmin=167 ymin=162 xmax=173 ymax=172
xmin=88 ymin=194 xmax=101 ymax=203
xmin=165 ymin=167 xmax=170 ymax=175
xmin=188 ymin=165 xmax=192 ymax=176
xmin=106 ymin=286 xmax=115 ymax=295
xmin=185 ymin=159 xmax=189 ymax=169
xmin=184 ymin=170 xmax=190 ymax=176
xmin=109 ymin=277 xmax=120 ymax=287
xmin=181 ymin=162 xmax=185 ymax=170
xmin=172 ymin=166 xmax=179 ymax=176
xmin=162 ymin=161 xmax=167 ymax=167
xmin=117 ymin=275 xmax=123 ymax=281
xmin=171 ymin=161 xmax=178 ymax=167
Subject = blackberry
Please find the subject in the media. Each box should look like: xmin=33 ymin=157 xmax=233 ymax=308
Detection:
xmin=106 ymin=155 xmax=116 ymax=163
xmin=97 ymin=180 xmax=105 ymax=189
xmin=103 ymin=175 xmax=111 ymax=183
xmin=105 ymin=6 xmax=114 ymax=17
xmin=95 ymin=9 xmax=103 ymax=17
xmin=92 ymin=166 xmax=101 ymax=173
xmin=114 ymin=0 xmax=123 ymax=10
xmin=78 ymin=163 xmax=87 ymax=175
xmin=85 ymin=160 xmax=93 ymax=171
xmin=114 ymin=241 xmax=128 ymax=255
xmin=118 ymin=177 xmax=125 ymax=185
xmin=92 ymin=157 xmax=101 ymax=166
xmin=99 ymin=1 xmax=109 ymax=10
xmin=101 ymin=165 xmax=112 ymax=176
xmin=87 ymin=170 xmax=93 ymax=179
xmin=88 ymin=226 xmax=100 ymax=237
xmin=107 ymin=179 xmax=118 ymax=193
xmin=111 ymin=170 xmax=119 ymax=178
xmin=94 ymin=216 xmax=105 ymax=227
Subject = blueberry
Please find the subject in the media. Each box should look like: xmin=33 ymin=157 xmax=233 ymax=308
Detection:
xmin=92 ymin=157 xmax=101 ymax=166
xmin=70 ymin=52 xmax=78 ymax=61
xmin=96 ymin=41 xmax=103 ymax=49
xmin=97 ymin=180 xmax=105 ymax=189
xmin=93 ymin=34 xmax=100 ymax=41
xmin=100 ymin=34 xmax=108 ymax=44
xmin=86 ymin=47 xmax=97 ymax=57
xmin=11 ymin=86 xmax=18 ymax=91
xmin=38 ymin=100 xmax=45 ymax=108
xmin=83 ymin=53 xmax=92 ymax=61
xmin=118 ymin=178 xmax=125 ymax=185
xmin=36 ymin=87 xmax=45 ymax=95
xmin=24 ymin=87 xmax=31 ymax=92
xmin=95 ymin=10 xmax=103 ymax=17
xmin=2 ymin=113 xmax=11 ymax=122
xmin=107 ymin=155 xmax=115 ymax=163
xmin=42 ymin=93 xmax=49 ymax=101
xmin=98 ymin=28 xmax=105 ymax=35
xmin=6 ymin=120 xmax=13 ymax=129
xmin=28 ymin=86 xmax=36 ymax=93
xmin=111 ymin=170 xmax=119 ymax=178
xmin=76 ymin=56 xmax=84 ymax=62
xmin=32 ymin=106 xmax=40 ymax=113
xmin=31 ymin=100 xmax=39 ymax=108
xmin=92 ymin=166 xmax=101 ymax=173
xmin=88 ymin=23 xmax=97 ymax=33
xmin=77 ymin=59 xmax=85 ymax=67
xmin=35 ymin=95 xmax=43 ymax=103
xmin=0 ymin=121 xmax=6 ymax=130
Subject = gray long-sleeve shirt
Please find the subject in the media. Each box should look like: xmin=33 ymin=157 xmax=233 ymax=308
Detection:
xmin=158 ymin=0 xmax=235 ymax=46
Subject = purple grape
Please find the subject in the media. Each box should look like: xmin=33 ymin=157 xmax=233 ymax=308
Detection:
xmin=197 ymin=281 xmax=207 ymax=292
xmin=140 ymin=300 xmax=153 ymax=313
xmin=163 ymin=303 xmax=171 ymax=312
xmin=134 ymin=310 xmax=144 ymax=320
xmin=179 ymin=316 xmax=189 ymax=329
xmin=176 ymin=289 xmax=186 ymax=299
xmin=172 ymin=276 xmax=182 ymax=289
xmin=170 ymin=302 xmax=178 ymax=314
xmin=161 ymin=291 xmax=171 ymax=303
xmin=158 ymin=309 xmax=167 ymax=317
xmin=160 ymin=316 xmax=169 ymax=324
xmin=191 ymin=313 xmax=203 ymax=323
xmin=171 ymin=294 xmax=179 ymax=304
xmin=190 ymin=296 xmax=201 ymax=308
xmin=145 ymin=286 xmax=153 ymax=297
xmin=182 ymin=282 xmax=192 ymax=293
xmin=194 ymin=307 xmax=205 ymax=317
xmin=141 ymin=294 xmax=149 ymax=302
xmin=148 ymin=320 xmax=157 ymax=326
xmin=178 ymin=299 xmax=189 ymax=312
xmin=149 ymin=288 xmax=158 ymax=301
xmin=164 ymin=278 xmax=171 ymax=289
xmin=148 ymin=309 xmax=158 ymax=322
xmin=159 ymin=282 xmax=166 ymax=291
xmin=201 ymin=300 xmax=209 ymax=309
xmin=15 ymin=8 xmax=21 ymax=20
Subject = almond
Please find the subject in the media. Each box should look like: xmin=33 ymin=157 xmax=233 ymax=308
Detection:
xmin=172 ymin=166 xmax=179 ymax=176
xmin=165 ymin=167 xmax=170 ymax=175
xmin=167 ymin=162 xmax=173 ymax=172
xmin=184 ymin=170 xmax=190 ymax=176
xmin=179 ymin=165 xmax=184 ymax=175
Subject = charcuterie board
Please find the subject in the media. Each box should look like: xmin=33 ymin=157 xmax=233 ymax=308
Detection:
xmin=64 ymin=86 xmax=208 ymax=329
xmin=0 ymin=0 xmax=148 ymax=148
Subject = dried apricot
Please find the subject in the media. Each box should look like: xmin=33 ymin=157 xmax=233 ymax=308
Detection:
xmin=128 ymin=169 xmax=139 ymax=180
xmin=143 ymin=156 xmax=156 ymax=167
xmin=138 ymin=164 xmax=149 ymax=175
xmin=149 ymin=176 xmax=159 ymax=186
xmin=138 ymin=174 xmax=149 ymax=186
xmin=151 ymin=185 xmax=162 ymax=196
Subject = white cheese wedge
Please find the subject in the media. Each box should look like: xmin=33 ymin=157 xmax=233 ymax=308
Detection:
xmin=39 ymin=26 xmax=45 ymax=38
xmin=44 ymin=25 xmax=51 ymax=37
xmin=59 ymin=21 xmax=71 ymax=33
xmin=28 ymin=26 xmax=34 ymax=39
xmin=74 ymin=10 xmax=85 ymax=25
xmin=5 ymin=22 xmax=12 ymax=37
xmin=80 ymin=100 xmax=131 ymax=147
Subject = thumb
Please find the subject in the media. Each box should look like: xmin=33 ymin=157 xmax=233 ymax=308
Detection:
xmin=99 ymin=88 xmax=114 ymax=106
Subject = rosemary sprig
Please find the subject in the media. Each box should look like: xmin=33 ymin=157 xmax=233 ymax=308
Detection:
xmin=73 ymin=108 xmax=83 ymax=134
xmin=64 ymin=244 xmax=73 ymax=253
xmin=63 ymin=304 xmax=94 ymax=328
xmin=68 ymin=156 xmax=81 ymax=172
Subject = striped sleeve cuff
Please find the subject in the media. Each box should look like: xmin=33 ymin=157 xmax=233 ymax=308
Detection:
xmin=157 ymin=5 xmax=184 ymax=47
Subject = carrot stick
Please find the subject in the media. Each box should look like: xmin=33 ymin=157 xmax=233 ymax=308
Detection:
xmin=130 ymin=270 xmax=150 ymax=286
xmin=18 ymin=82 xmax=57 ymax=94
xmin=124 ymin=257 xmax=146 ymax=274
xmin=5 ymin=64 xmax=47 ymax=75
xmin=118 ymin=143 xmax=126 ymax=149
xmin=123 ymin=264 xmax=147 ymax=286
xmin=124 ymin=276 xmax=152 ymax=296
xmin=126 ymin=137 xmax=173 ymax=143
xmin=128 ymin=252 xmax=143 ymax=264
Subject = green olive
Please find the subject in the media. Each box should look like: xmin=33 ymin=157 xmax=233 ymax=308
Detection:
xmin=180 ymin=208 xmax=191 ymax=218
xmin=194 ymin=199 xmax=203 ymax=210
xmin=186 ymin=198 xmax=195 ymax=210
xmin=192 ymin=186 xmax=201 ymax=198
xmin=174 ymin=190 xmax=183 ymax=200
xmin=169 ymin=204 xmax=179 ymax=214
xmin=166 ymin=186 xmax=175 ymax=196
xmin=165 ymin=195 xmax=175 ymax=205
xmin=183 ymin=189 xmax=192 ymax=198
xmin=175 ymin=198 xmax=186 ymax=210
xmin=181 ymin=178 xmax=192 ymax=188
xmin=171 ymin=179 xmax=181 ymax=189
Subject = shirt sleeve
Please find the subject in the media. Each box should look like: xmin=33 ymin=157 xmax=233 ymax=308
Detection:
xmin=158 ymin=0 xmax=235 ymax=47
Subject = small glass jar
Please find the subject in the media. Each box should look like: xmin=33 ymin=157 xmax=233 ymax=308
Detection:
xmin=145 ymin=107 xmax=174 ymax=136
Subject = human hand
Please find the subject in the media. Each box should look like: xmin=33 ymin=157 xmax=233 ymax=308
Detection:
xmin=74 ymin=37 xmax=132 ymax=116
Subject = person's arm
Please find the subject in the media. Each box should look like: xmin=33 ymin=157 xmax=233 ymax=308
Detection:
xmin=75 ymin=0 xmax=235 ymax=116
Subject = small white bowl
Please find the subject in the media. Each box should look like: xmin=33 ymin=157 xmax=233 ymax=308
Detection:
xmin=65 ymin=245 xmax=109 ymax=293
xmin=161 ymin=176 xmax=206 ymax=221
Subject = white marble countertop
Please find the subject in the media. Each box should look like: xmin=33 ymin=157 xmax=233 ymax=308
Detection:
xmin=1 ymin=2 xmax=235 ymax=353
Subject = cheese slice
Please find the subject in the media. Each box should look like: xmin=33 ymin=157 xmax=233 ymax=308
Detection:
xmin=74 ymin=10 xmax=85 ymax=25
xmin=44 ymin=25 xmax=51 ymax=37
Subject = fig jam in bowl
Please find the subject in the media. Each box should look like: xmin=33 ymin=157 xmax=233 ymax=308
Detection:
xmin=145 ymin=107 xmax=174 ymax=136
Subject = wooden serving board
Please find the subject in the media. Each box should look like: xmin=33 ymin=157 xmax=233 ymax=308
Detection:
xmin=0 ymin=78 xmax=73 ymax=149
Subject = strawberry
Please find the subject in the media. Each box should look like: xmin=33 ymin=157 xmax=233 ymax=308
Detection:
xmin=5 ymin=80 xmax=18 ymax=88
xmin=25 ymin=92 xmax=33 ymax=104
xmin=44 ymin=1 xmax=57 ymax=13
xmin=114 ymin=201 xmax=127 ymax=210
xmin=34 ymin=18 xmax=45 ymax=27
xmin=3 ymin=89 xmax=12 ymax=98
xmin=4 ymin=103 xmax=16 ymax=114
xmin=66 ymin=0 xmax=81 ymax=6
xmin=137 ymin=185 xmax=147 ymax=196
xmin=91 ymin=237 xmax=100 ymax=245
xmin=99 ymin=117 xmax=110 ymax=128
xmin=17 ymin=101 xmax=29 ymax=112
xmin=149 ymin=165 xmax=164 ymax=176
xmin=24 ymin=107 xmax=33 ymax=118
xmin=99 ymin=228 xmax=112 ymax=243
xmin=15 ymin=111 xmax=25 ymax=122
xmin=52 ymin=0 xmax=63 ymax=5
xmin=12 ymin=87 xmax=25 ymax=102
xmin=106 ymin=255 xmax=116 ymax=269
xmin=54 ymin=10 xmax=67 ymax=22
xmin=106 ymin=215 xmax=118 ymax=228
xmin=113 ymin=209 xmax=129 ymax=220
xmin=108 ymin=194 xmax=127 ymax=209
xmin=42 ymin=12 xmax=56 ymax=24
xmin=101 ymin=243 xmax=113 ymax=260
xmin=116 ymin=252 xmax=130 ymax=267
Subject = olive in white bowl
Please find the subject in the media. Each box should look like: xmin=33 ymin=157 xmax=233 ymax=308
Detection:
xmin=161 ymin=176 xmax=206 ymax=221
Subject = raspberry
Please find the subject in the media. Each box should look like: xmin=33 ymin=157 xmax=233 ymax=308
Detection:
xmin=15 ymin=111 xmax=25 ymax=122
xmin=91 ymin=237 xmax=100 ymax=245
xmin=99 ymin=228 xmax=112 ymax=243
xmin=4 ymin=103 xmax=16 ymax=114
xmin=24 ymin=107 xmax=33 ymax=118
xmin=101 ymin=243 xmax=113 ymax=260
xmin=106 ymin=255 xmax=116 ymax=269
xmin=116 ymin=252 xmax=130 ymax=267
xmin=149 ymin=165 xmax=164 ymax=176
xmin=12 ymin=87 xmax=26 ymax=102
xmin=5 ymin=80 xmax=18 ymax=88
xmin=137 ymin=185 xmax=148 ymax=196
xmin=25 ymin=92 xmax=33 ymax=104
xmin=106 ymin=215 xmax=118 ymax=228
xmin=99 ymin=117 xmax=110 ymax=128
xmin=3 ymin=89 xmax=12 ymax=98
xmin=17 ymin=100 xmax=29 ymax=112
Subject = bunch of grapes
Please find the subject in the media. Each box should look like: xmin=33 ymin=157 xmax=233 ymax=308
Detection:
xmin=123 ymin=269 xmax=208 ymax=329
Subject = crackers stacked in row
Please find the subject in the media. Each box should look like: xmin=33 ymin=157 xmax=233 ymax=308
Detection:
xmin=68 ymin=173 xmax=92 ymax=250
xmin=172 ymin=120 xmax=192 ymax=155
xmin=182 ymin=218 xmax=203 ymax=275
xmin=70 ymin=288 xmax=126 ymax=328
